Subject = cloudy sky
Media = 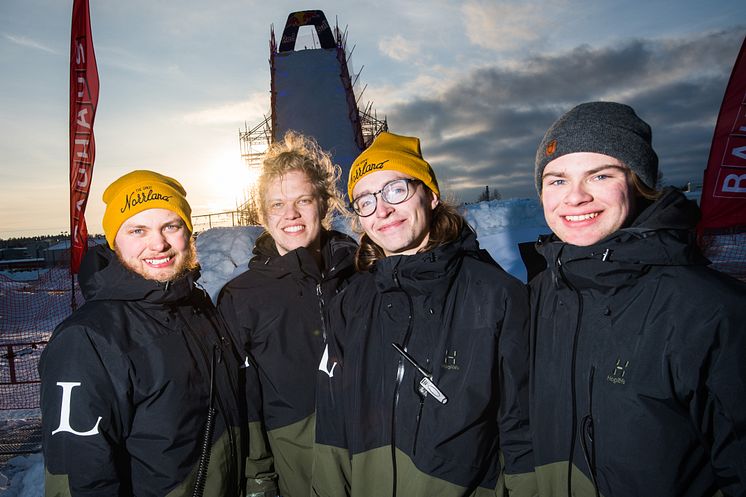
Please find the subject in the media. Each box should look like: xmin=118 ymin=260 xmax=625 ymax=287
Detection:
xmin=0 ymin=0 xmax=743 ymax=237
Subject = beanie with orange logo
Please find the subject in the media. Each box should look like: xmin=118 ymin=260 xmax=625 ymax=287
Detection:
xmin=534 ymin=101 xmax=658 ymax=194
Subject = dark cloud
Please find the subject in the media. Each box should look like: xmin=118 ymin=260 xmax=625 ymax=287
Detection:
xmin=386 ymin=27 xmax=745 ymax=202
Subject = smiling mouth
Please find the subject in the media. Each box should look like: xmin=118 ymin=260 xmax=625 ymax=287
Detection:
xmin=283 ymin=225 xmax=305 ymax=233
xmin=564 ymin=212 xmax=599 ymax=222
xmin=145 ymin=256 xmax=172 ymax=266
xmin=378 ymin=219 xmax=405 ymax=232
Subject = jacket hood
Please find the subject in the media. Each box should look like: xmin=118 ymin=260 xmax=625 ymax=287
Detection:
xmin=249 ymin=229 xmax=358 ymax=281
xmin=372 ymin=224 xmax=483 ymax=295
xmin=535 ymin=188 xmax=708 ymax=289
xmin=78 ymin=244 xmax=197 ymax=304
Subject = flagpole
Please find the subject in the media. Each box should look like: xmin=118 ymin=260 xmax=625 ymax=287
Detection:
xmin=69 ymin=0 xmax=99 ymax=310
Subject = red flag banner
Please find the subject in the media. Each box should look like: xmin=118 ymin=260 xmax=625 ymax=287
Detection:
xmin=698 ymin=36 xmax=746 ymax=232
xmin=69 ymin=0 xmax=99 ymax=274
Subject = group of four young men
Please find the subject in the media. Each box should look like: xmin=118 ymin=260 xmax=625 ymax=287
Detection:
xmin=40 ymin=101 xmax=746 ymax=497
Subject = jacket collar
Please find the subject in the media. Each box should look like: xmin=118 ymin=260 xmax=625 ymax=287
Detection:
xmin=249 ymin=229 xmax=357 ymax=281
xmin=78 ymin=244 xmax=197 ymax=305
xmin=372 ymin=224 xmax=479 ymax=295
xmin=536 ymin=188 xmax=708 ymax=289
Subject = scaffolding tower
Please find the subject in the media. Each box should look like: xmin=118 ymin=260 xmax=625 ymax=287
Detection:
xmin=236 ymin=116 xmax=272 ymax=225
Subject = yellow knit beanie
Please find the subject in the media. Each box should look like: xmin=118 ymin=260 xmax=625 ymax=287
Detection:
xmin=347 ymin=132 xmax=440 ymax=201
xmin=102 ymin=170 xmax=193 ymax=249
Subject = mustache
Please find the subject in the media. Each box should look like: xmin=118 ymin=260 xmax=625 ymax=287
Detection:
xmin=114 ymin=239 xmax=198 ymax=283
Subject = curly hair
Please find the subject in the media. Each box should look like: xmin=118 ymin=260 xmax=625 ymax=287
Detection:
xmin=353 ymin=192 xmax=464 ymax=271
xmin=257 ymin=131 xmax=344 ymax=228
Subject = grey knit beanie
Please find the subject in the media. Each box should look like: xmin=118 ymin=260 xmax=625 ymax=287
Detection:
xmin=534 ymin=101 xmax=658 ymax=193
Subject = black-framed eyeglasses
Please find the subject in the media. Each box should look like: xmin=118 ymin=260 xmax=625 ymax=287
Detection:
xmin=351 ymin=178 xmax=421 ymax=217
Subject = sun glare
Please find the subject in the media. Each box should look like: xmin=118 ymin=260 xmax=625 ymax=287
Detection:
xmin=205 ymin=148 xmax=262 ymax=211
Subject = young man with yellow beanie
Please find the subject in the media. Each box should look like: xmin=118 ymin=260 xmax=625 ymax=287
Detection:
xmin=39 ymin=170 xmax=276 ymax=497
xmin=313 ymin=132 xmax=536 ymax=497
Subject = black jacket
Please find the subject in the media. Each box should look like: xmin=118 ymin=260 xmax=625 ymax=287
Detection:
xmin=39 ymin=245 xmax=275 ymax=497
xmin=218 ymin=229 xmax=357 ymax=497
xmin=314 ymin=226 xmax=535 ymax=497
xmin=529 ymin=188 xmax=746 ymax=497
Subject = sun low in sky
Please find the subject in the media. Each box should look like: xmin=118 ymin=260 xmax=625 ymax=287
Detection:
xmin=0 ymin=0 xmax=743 ymax=238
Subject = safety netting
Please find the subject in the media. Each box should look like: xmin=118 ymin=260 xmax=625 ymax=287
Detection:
xmin=0 ymin=411 xmax=41 ymax=463
xmin=0 ymin=268 xmax=81 ymax=410
xmin=699 ymin=228 xmax=746 ymax=282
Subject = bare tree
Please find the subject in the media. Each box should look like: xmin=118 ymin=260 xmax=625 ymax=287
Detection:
xmin=477 ymin=186 xmax=501 ymax=202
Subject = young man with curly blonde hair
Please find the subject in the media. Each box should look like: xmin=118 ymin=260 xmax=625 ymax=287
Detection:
xmin=218 ymin=131 xmax=357 ymax=497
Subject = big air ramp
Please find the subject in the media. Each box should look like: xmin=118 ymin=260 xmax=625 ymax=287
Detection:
xmin=239 ymin=10 xmax=386 ymax=209
xmin=271 ymin=11 xmax=368 ymax=188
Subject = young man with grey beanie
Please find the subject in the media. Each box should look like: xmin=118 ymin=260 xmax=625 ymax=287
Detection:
xmin=528 ymin=101 xmax=746 ymax=496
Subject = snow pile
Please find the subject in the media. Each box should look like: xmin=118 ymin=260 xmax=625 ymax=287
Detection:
xmin=463 ymin=198 xmax=546 ymax=232
xmin=0 ymin=409 xmax=43 ymax=496
xmin=0 ymin=453 xmax=42 ymax=497
xmin=194 ymin=225 xmax=263 ymax=302
xmin=462 ymin=198 xmax=548 ymax=282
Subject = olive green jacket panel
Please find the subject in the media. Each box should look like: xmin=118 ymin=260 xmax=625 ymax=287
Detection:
xmin=312 ymin=442 xmax=352 ymax=497
xmin=535 ymin=461 xmax=724 ymax=497
xmin=313 ymin=445 xmax=503 ymax=497
xmin=247 ymin=419 xmax=280 ymax=496
xmin=45 ymin=427 xmax=277 ymax=497
xmin=267 ymin=414 xmax=315 ymax=497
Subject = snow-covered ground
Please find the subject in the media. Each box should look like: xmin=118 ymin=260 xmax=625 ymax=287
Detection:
xmin=0 ymin=270 xmax=49 ymax=283
xmin=0 ymin=409 xmax=43 ymax=496
xmin=0 ymin=198 xmax=547 ymax=495
xmin=462 ymin=198 xmax=548 ymax=282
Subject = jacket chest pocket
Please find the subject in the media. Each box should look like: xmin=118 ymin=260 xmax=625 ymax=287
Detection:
xmin=411 ymin=325 xmax=499 ymax=461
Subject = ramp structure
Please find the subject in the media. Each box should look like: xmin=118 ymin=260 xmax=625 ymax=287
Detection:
xmin=239 ymin=10 xmax=386 ymax=212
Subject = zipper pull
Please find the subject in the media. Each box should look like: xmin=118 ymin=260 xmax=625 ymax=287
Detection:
xmin=316 ymin=283 xmax=324 ymax=306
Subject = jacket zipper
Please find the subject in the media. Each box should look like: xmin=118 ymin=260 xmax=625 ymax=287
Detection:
xmin=390 ymin=267 xmax=415 ymax=497
xmin=316 ymin=282 xmax=327 ymax=341
xmin=580 ymin=365 xmax=600 ymax=497
xmin=557 ymin=254 xmax=605 ymax=497
xmin=139 ymin=298 xmax=240 ymax=492
xmin=193 ymin=344 xmax=217 ymax=497
xmin=412 ymin=379 xmax=426 ymax=456
xmin=556 ymin=255 xmax=584 ymax=497
xmin=182 ymin=306 xmax=239 ymax=494
xmin=316 ymin=281 xmax=340 ymax=410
